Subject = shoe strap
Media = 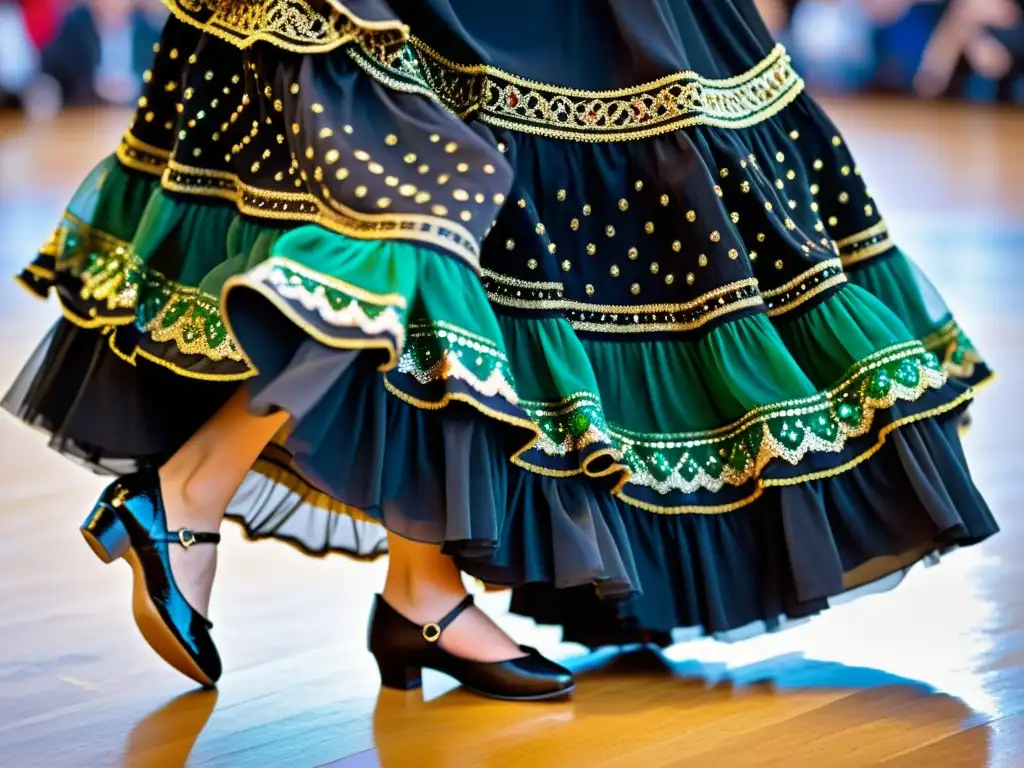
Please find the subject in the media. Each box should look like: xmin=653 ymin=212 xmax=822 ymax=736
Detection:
xmin=422 ymin=594 xmax=475 ymax=643
xmin=152 ymin=528 xmax=221 ymax=549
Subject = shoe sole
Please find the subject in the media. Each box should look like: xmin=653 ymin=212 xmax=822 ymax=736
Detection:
xmin=81 ymin=527 xmax=215 ymax=688
xmin=461 ymin=684 xmax=576 ymax=702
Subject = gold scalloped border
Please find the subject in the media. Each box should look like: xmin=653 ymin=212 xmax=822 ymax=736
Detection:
xmin=620 ymin=386 xmax=975 ymax=515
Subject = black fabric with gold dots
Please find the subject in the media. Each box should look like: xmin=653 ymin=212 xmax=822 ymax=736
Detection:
xmin=476 ymin=104 xmax=886 ymax=337
xmin=120 ymin=13 xmax=512 ymax=270
xmin=121 ymin=1 xmax=893 ymax=342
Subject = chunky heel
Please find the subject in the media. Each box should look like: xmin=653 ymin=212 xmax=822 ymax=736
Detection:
xmin=80 ymin=502 xmax=130 ymax=564
xmin=375 ymin=657 xmax=423 ymax=691
xmin=78 ymin=471 xmax=223 ymax=685
xmin=367 ymin=595 xmax=574 ymax=701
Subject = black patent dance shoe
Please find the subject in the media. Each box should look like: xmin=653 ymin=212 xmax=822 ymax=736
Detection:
xmin=368 ymin=594 xmax=574 ymax=702
xmin=79 ymin=470 xmax=222 ymax=687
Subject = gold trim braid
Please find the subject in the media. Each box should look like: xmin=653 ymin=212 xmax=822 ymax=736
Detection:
xmin=354 ymin=38 xmax=806 ymax=141
xmin=838 ymin=220 xmax=894 ymax=267
xmin=164 ymin=0 xmax=406 ymax=54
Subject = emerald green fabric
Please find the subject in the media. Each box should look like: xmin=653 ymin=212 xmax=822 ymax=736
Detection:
xmin=846 ymin=250 xmax=941 ymax=340
xmin=582 ymin=314 xmax=817 ymax=433
xmin=775 ymin=283 xmax=910 ymax=387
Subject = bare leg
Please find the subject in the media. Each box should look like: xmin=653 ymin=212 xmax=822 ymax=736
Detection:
xmin=157 ymin=385 xmax=523 ymax=661
xmin=158 ymin=385 xmax=289 ymax=617
xmin=383 ymin=532 xmax=524 ymax=663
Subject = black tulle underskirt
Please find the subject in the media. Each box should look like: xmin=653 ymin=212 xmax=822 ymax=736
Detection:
xmin=3 ymin=317 xmax=997 ymax=645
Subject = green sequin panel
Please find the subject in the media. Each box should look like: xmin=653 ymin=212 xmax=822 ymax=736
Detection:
xmin=54 ymin=222 xmax=245 ymax=362
xmin=922 ymin=319 xmax=983 ymax=379
xmin=513 ymin=345 xmax=944 ymax=494
xmin=396 ymin=320 xmax=517 ymax=401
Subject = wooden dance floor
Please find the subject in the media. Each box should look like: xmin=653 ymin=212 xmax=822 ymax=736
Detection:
xmin=0 ymin=100 xmax=1021 ymax=767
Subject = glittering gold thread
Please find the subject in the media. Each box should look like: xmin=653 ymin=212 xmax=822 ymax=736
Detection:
xmin=382 ymin=375 xmax=541 ymax=457
xmin=765 ymin=274 xmax=848 ymax=317
xmin=134 ymin=342 xmax=256 ymax=381
xmin=48 ymin=218 xmax=251 ymax=365
xmin=352 ymin=37 xmax=807 ymax=141
xmin=481 ymin=269 xmax=563 ymax=291
xmin=762 ymin=259 xmax=841 ymax=298
xmin=57 ymin=298 xmax=134 ymax=330
xmin=513 ymin=448 xmax=632 ymax=494
xmin=120 ymin=132 xmax=171 ymax=160
xmin=621 ymin=387 xmax=974 ymax=514
xmin=836 ymin=221 xmax=893 ymax=266
xmin=569 ymin=297 xmax=765 ymax=334
xmin=220 ymin=273 xmax=400 ymax=370
xmin=611 ymin=340 xmax=927 ymax=445
xmin=384 ymin=375 xmax=634 ymax=493
xmin=495 ymin=277 xmax=760 ymax=315
xmin=835 ymin=221 xmax=888 ymax=249
xmin=475 ymin=80 xmax=805 ymax=143
xmin=164 ymin=0 xmax=365 ymax=55
xmin=106 ymin=328 xmax=139 ymax=366
xmin=116 ymin=133 xmax=482 ymax=269
xmin=841 ymin=239 xmax=894 ymax=267
xmin=762 ymin=388 xmax=974 ymax=487
xmin=155 ymin=152 xmax=482 ymax=270
xmin=412 ymin=39 xmax=792 ymax=94
xmin=322 ymin=0 xmax=409 ymax=35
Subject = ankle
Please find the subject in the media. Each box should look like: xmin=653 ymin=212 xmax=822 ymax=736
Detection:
xmin=158 ymin=463 xmax=224 ymax=532
xmin=382 ymin=577 xmax=467 ymax=622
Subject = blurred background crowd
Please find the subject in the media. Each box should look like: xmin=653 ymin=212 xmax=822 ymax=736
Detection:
xmin=0 ymin=0 xmax=1023 ymax=115
xmin=759 ymin=0 xmax=1024 ymax=100
xmin=0 ymin=0 xmax=165 ymax=115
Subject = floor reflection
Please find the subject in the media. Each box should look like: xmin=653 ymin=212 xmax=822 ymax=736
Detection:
xmin=368 ymin=648 xmax=990 ymax=767
xmin=121 ymin=689 xmax=218 ymax=768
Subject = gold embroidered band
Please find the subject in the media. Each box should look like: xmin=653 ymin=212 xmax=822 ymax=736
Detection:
xmin=837 ymin=220 xmax=894 ymax=267
xmin=481 ymin=271 xmax=764 ymax=333
xmin=352 ymin=39 xmax=806 ymax=141
xmin=763 ymin=258 xmax=848 ymax=316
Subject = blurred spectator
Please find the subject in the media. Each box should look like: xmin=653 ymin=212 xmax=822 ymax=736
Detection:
xmin=757 ymin=0 xmax=1024 ymax=102
xmin=40 ymin=0 xmax=164 ymax=107
xmin=18 ymin=0 xmax=62 ymax=49
xmin=0 ymin=1 xmax=39 ymax=106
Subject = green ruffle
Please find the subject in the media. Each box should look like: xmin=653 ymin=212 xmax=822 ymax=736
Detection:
xmin=846 ymin=248 xmax=987 ymax=380
xmin=25 ymin=159 xmax=964 ymax=512
xmin=493 ymin=296 xmax=945 ymax=503
xmin=244 ymin=226 xmax=515 ymax=393
xmin=774 ymin=281 xmax=908 ymax=385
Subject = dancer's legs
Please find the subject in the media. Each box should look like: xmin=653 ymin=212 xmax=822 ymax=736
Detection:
xmin=158 ymin=386 xmax=523 ymax=661
xmin=158 ymin=386 xmax=288 ymax=617
xmin=383 ymin=532 xmax=524 ymax=661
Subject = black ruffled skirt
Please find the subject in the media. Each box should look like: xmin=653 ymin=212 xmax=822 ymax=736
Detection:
xmin=4 ymin=0 xmax=997 ymax=646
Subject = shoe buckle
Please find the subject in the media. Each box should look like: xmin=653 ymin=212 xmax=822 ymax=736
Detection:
xmin=178 ymin=528 xmax=197 ymax=549
xmin=111 ymin=487 xmax=129 ymax=508
xmin=422 ymin=623 xmax=441 ymax=643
